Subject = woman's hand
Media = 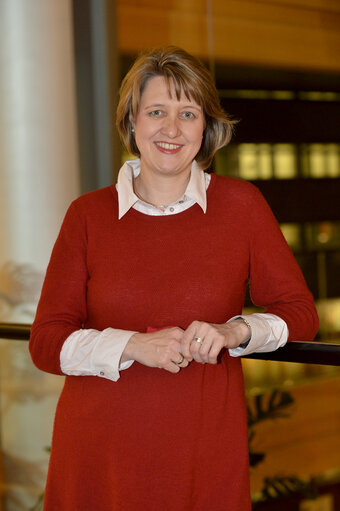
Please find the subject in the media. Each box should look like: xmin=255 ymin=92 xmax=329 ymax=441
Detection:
xmin=180 ymin=320 xmax=250 ymax=364
xmin=122 ymin=327 xmax=189 ymax=373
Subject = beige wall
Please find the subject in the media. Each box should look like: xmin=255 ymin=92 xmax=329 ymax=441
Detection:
xmin=117 ymin=0 xmax=340 ymax=72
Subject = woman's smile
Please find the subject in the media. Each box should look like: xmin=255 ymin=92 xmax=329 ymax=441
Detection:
xmin=154 ymin=141 xmax=184 ymax=153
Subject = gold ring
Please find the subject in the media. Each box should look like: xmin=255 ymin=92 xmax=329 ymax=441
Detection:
xmin=176 ymin=354 xmax=184 ymax=365
xmin=194 ymin=336 xmax=203 ymax=343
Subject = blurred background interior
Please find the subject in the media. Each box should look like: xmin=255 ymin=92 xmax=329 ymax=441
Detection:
xmin=0 ymin=1 xmax=339 ymax=510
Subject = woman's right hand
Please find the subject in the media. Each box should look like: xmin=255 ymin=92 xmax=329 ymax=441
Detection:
xmin=121 ymin=327 xmax=189 ymax=373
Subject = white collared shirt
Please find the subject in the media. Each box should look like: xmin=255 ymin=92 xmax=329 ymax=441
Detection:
xmin=60 ymin=159 xmax=288 ymax=381
xmin=116 ymin=158 xmax=208 ymax=218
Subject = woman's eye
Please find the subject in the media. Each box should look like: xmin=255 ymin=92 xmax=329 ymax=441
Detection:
xmin=149 ymin=110 xmax=163 ymax=117
xmin=181 ymin=111 xmax=196 ymax=120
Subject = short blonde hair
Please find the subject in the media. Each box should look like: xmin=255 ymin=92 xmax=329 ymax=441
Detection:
xmin=116 ymin=46 xmax=234 ymax=169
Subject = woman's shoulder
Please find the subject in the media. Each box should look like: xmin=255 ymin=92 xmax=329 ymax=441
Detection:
xmin=207 ymin=174 xmax=276 ymax=221
xmin=70 ymin=185 xmax=117 ymax=214
xmin=210 ymin=174 xmax=263 ymax=204
xmin=209 ymin=174 xmax=279 ymax=227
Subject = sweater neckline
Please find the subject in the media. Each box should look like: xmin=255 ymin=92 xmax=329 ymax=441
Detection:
xmin=110 ymin=173 xmax=218 ymax=221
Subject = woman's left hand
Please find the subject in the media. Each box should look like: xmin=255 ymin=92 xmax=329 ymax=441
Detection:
xmin=180 ymin=320 xmax=250 ymax=364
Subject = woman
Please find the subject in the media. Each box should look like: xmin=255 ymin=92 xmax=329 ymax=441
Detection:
xmin=30 ymin=47 xmax=318 ymax=511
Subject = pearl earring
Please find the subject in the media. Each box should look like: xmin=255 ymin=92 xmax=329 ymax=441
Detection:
xmin=131 ymin=127 xmax=135 ymax=133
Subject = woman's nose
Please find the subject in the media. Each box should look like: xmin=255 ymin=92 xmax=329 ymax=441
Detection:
xmin=160 ymin=116 xmax=181 ymax=138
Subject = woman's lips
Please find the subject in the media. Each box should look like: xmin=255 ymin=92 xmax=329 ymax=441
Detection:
xmin=154 ymin=141 xmax=183 ymax=154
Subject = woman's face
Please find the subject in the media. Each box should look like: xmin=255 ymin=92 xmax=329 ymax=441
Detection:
xmin=133 ymin=75 xmax=205 ymax=179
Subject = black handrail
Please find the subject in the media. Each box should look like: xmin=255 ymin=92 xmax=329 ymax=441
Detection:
xmin=1 ymin=322 xmax=340 ymax=366
xmin=0 ymin=322 xmax=32 ymax=340
xmin=242 ymin=340 xmax=340 ymax=366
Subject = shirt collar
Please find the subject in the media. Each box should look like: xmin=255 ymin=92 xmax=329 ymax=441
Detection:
xmin=116 ymin=158 xmax=207 ymax=219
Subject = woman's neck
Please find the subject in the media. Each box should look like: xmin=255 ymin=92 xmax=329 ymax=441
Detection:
xmin=133 ymin=170 xmax=190 ymax=208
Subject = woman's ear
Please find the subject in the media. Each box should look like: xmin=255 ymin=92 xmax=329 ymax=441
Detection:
xmin=129 ymin=113 xmax=135 ymax=132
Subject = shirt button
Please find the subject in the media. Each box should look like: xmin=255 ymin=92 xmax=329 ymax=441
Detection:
xmin=100 ymin=371 xmax=105 ymax=376
xmin=169 ymin=207 xmax=175 ymax=212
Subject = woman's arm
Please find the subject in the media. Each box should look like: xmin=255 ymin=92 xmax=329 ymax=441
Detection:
xmin=180 ymin=185 xmax=318 ymax=365
xmin=30 ymin=202 xmax=89 ymax=375
xmin=29 ymin=202 xmax=188 ymax=377
xmin=245 ymin=186 xmax=319 ymax=341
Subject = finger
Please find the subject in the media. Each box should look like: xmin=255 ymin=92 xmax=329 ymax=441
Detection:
xmin=195 ymin=336 xmax=214 ymax=363
xmin=180 ymin=322 xmax=198 ymax=359
xmin=208 ymin=341 xmax=225 ymax=364
xmin=190 ymin=337 xmax=208 ymax=363
xmin=157 ymin=350 xmax=181 ymax=373
xmin=171 ymin=353 xmax=184 ymax=365
xmin=169 ymin=347 xmax=189 ymax=369
xmin=204 ymin=334 xmax=225 ymax=364
xmin=175 ymin=353 xmax=190 ymax=368
xmin=167 ymin=350 xmax=188 ymax=372
xmin=188 ymin=323 xmax=211 ymax=362
xmin=165 ymin=362 xmax=181 ymax=374
xmin=197 ymin=329 xmax=224 ymax=363
xmin=187 ymin=321 xmax=209 ymax=355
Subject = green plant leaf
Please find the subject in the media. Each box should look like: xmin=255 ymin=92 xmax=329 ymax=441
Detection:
xmin=247 ymin=389 xmax=294 ymax=427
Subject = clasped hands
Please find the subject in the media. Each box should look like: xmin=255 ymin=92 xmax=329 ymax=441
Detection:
xmin=123 ymin=319 xmax=250 ymax=374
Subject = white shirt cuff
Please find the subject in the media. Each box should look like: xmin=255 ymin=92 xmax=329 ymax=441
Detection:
xmin=228 ymin=313 xmax=288 ymax=357
xmin=60 ymin=328 xmax=136 ymax=381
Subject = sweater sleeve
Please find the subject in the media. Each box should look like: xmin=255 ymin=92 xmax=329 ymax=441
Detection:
xmin=247 ymin=186 xmax=319 ymax=341
xmin=29 ymin=201 xmax=89 ymax=375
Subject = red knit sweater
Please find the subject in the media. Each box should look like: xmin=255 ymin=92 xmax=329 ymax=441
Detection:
xmin=30 ymin=174 xmax=318 ymax=511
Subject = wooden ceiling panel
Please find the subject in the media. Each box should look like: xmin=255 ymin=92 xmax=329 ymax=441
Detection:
xmin=117 ymin=0 xmax=340 ymax=73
